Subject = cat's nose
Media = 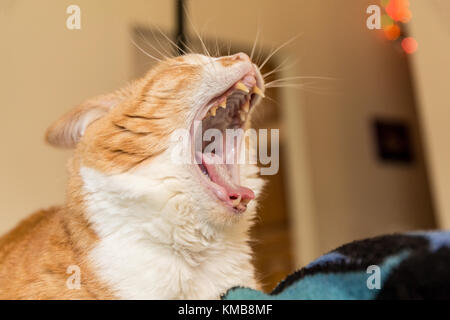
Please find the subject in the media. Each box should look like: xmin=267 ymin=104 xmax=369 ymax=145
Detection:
xmin=229 ymin=52 xmax=251 ymax=62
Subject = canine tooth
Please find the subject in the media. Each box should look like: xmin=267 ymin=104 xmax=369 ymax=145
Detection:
xmin=219 ymin=99 xmax=227 ymax=109
xmin=235 ymin=82 xmax=250 ymax=93
xmin=210 ymin=106 xmax=218 ymax=116
xmin=242 ymin=100 xmax=250 ymax=113
xmin=230 ymin=195 xmax=242 ymax=207
xmin=240 ymin=111 xmax=246 ymax=122
xmin=252 ymin=86 xmax=265 ymax=97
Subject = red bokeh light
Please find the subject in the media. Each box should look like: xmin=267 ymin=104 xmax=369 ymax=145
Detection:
xmin=401 ymin=37 xmax=418 ymax=54
xmin=385 ymin=0 xmax=412 ymax=23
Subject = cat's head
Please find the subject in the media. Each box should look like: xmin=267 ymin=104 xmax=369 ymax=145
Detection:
xmin=46 ymin=53 xmax=266 ymax=226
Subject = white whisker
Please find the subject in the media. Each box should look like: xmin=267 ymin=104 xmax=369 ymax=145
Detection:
xmin=184 ymin=6 xmax=211 ymax=57
xmin=151 ymin=28 xmax=175 ymax=58
xmin=214 ymin=35 xmax=221 ymax=57
xmin=250 ymin=26 xmax=261 ymax=61
xmin=259 ymin=33 xmax=302 ymax=70
xmin=267 ymin=75 xmax=336 ymax=83
xmin=255 ymin=38 xmax=265 ymax=67
xmin=179 ymin=38 xmax=195 ymax=54
xmin=154 ymin=24 xmax=188 ymax=56
xmin=265 ymin=82 xmax=333 ymax=95
xmin=261 ymin=94 xmax=280 ymax=106
xmin=152 ymin=26 xmax=185 ymax=53
xmin=262 ymin=57 xmax=297 ymax=78
xmin=130 ymin=38 xmax=164 ymax=63
xmin=136 ymin=29 xmax=169 ymax=61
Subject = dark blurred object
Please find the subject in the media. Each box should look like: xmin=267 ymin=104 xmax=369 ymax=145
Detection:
xmin=175 ymin=0 xmax=187 ymax=55
xmin=373 ymin=119 xmax=413 ymax=163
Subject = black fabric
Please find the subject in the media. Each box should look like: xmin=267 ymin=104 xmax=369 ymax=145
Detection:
xmin=377 ymin=247 xmax=450 ymax=299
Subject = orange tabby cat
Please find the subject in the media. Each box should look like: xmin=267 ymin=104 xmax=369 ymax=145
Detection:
xmin=0 ymin=52 xmax=266 ymax=299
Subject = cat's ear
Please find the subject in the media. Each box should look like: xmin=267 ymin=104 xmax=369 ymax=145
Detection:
xmin=46 ymin=89 xmax=130 ymax=148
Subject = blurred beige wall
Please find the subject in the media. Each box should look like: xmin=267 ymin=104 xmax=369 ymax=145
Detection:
xmin=409 ymin=0 xmax=450 ymax=229
xmin=0 ymin=0 xmax=173 ymax=234
xmin=292 ymin=1 xmax=435 ymax=257
xmin=0 ymin=0 xmax=436 ymax=267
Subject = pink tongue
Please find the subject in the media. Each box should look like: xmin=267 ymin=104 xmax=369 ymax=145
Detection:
xmin=201 ymin=153 xmax=255 ymax=207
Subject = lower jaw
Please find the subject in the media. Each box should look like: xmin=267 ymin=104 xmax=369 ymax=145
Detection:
xmin=192 ymin=158 xmax=253 ymax=214
xmin=189 ymin=134 xmax=255 ymax=213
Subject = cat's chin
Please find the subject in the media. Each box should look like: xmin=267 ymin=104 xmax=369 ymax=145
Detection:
xmin=190 ymin=67 xmax=265 ymax=214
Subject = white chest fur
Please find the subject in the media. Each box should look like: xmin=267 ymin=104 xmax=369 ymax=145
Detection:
xmin=79 ymin=155 xmax=263 ymax=299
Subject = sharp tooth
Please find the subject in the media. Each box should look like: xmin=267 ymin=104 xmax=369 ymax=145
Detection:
xmin=210 ymin=106 xmax=218 ymax=116
xmin=240 ymin=111 xmax=246 ymax=122
xmin=252 ymin=86 xmax=265 ymax=97
xmin=230 ymin=195 xmax=242 ymax=207
xmin=235 ymin=82 xmax=249 ymax=93
xmin=219 ymin=99 xmax=227 ymax=109
xmin=242 ymin=100 xmax=250 ymax=113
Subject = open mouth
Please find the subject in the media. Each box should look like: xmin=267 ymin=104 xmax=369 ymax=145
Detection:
xmin=191 ymin=71 xmax=265 ymax=213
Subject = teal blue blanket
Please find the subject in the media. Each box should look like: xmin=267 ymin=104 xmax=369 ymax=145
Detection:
xmin=223 ymin=231 xmax=450 ymax=300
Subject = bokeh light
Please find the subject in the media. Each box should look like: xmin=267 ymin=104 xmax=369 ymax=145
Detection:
xmin=386 ymin=0 xmax=412 ymax=23
xmin=384 ymin=24 xmax=401 ymax=41
xmin=401 ymin=37 xmax=418 ymax=54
